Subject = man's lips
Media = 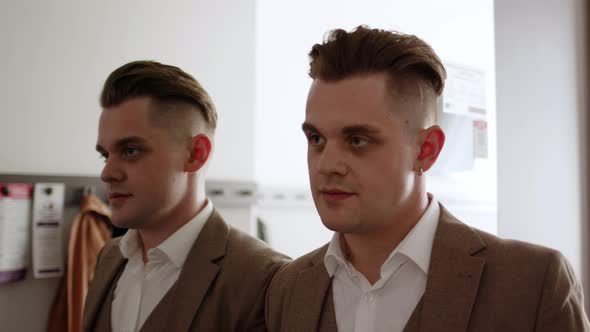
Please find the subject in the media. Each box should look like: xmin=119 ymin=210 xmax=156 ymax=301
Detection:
xmin=319 ymin=189 xmax=356 ymax=201
xmin=108 ymin=192 xmax=132 ymax=201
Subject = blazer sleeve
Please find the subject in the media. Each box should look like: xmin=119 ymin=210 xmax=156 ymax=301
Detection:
xmin=245 ymin=260 xmax=286 ymax=332
xmin=535 ymin=251 xmax=590 ymax=331
xmin=264 ymin=263 xmax=285 ymax=332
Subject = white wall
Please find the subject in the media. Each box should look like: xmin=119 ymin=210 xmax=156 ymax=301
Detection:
xmin=495 ymin=0 xmax=587 ymax=279
xmin=0 ymin=0 xmax=256 ymax=181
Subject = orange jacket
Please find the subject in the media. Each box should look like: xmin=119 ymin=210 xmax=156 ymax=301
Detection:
xmin=47 ymin=194 xmax=111 ymax=332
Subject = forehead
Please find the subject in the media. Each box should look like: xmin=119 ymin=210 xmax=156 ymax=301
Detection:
xmin=97 ymin=97 xmax=161 ymax=147
xmin=305 ymin=74 xmax=404 ymax=131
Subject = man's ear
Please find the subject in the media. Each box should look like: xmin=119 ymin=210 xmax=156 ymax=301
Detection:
xmin=185 ymin=134 xmax=212 ymax=173
xmin=415 ymin=125 xmax=445 ymax=172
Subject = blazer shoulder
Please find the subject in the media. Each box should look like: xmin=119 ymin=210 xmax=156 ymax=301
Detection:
xmin=475 ymin=228 xmax=561 ymax=261
xmin=212 ymin=226 xmax=291 ymax=330
xmin=469 ymin=227 xmax=573 ymax=284
xmin=271 ymin=244 xmax=329 ymax=287
xmin=265 ymin=244 xmax=330 ymax=332
xmin=439 ymin=205 xmax=557 ymax=263
xmin=482 ymin=237 xmax=589 ymax=330
xmin=224 ymin=226 xmax=291 ymax=275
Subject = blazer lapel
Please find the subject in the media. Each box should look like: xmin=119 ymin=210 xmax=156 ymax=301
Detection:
xmin=418 ymin=205 xmax=486 ymax=332
xmin=82 ymin=241 xmax=126 ymax=332
xmin=284 ymin=245 xmax=335 ymax=332
xmin=140 ymin=210 xmax=228 ymax=332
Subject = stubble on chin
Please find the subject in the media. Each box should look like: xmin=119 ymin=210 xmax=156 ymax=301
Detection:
xmin=319 ymin=212 xmax=362 ymax=234
xmin=110 ymin=212 xmax=141 ymax=230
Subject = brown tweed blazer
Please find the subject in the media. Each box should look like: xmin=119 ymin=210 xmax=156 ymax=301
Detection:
xmin=82 ymin=209 xmax=289 ymax=332
xmin=266 ymin=204 xmax=589 ymax=332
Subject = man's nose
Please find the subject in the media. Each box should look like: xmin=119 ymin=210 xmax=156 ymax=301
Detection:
xmin=316 ymin=143 xmax=349 ymax=176
xmin=100 ymin=158 xmax=125 ymax=183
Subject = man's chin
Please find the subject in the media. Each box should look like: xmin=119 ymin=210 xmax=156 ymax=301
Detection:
xmin=111 ymin=220 xmax=131 ymax=230
xmin=110 ymin=214 xmax=140 ymax=230
xmin=320 ymin=217 xmax=360 ymax=234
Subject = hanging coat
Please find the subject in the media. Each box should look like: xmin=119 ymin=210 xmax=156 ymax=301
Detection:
xmin=47 ymin=194 xmax=111 ymax=332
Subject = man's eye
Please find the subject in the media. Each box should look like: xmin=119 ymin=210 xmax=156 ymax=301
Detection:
xmin=349 ymin=136 xmax=369 ymax=148
xmin=307 ymin=133 xmax=325 ymax=146
xmin=123 ymin=147 xmax=140 ymax=157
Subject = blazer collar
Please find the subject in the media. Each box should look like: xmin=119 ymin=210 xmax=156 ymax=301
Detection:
xmin=82 ymin=239 xmax=126 ymax=332
xmin=416 ymin=203 xmax=487 ymax=332
xmin=283 ymin=203 xmax=487 ymax=332
xmin=139 ymin=208 xmax=229 ymax=332
xmin=83 ymin=209 xmax=230 ymax=332
xmin=286 ymin=244 xmax=334 ymax=332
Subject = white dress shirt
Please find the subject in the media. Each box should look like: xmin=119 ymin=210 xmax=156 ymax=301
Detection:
xmin=111 ymin=200 xmax=213 ymax=332
xmin=324 ymin=195 xmax=440 ymax=332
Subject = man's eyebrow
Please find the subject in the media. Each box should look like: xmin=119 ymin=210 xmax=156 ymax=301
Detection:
xmin=301 ymin=123 xmax=320 ymax=133
xmin=341 ymin=125 xmax=381 ymax=136
xmin=302 ymin=123 xmax=382 ymax=136
xmin=95 ymin=136 xmax=148 ymax=154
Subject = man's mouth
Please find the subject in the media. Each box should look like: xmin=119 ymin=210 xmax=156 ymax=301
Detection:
xmin=108 ymin=192 xmax=132 ymax=202
xmin=319 ymin=188 xmax=356 ymax=201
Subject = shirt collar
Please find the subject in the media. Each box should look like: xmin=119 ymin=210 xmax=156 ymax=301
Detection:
xmin=118 ymin=199 xmax=214 ymax=268
xmin=394 ymin=194 xmax=440 ymax=274
xmin=324 ymin=233 xmax=348 ymax=277
xmin=323 ymin=194 xmax=440 ymax=277
xmin=119 ymin=228 xmax=141 ymax=259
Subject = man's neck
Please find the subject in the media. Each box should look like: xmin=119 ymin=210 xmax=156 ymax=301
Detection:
xmin=342 ymin=193 xmax=430 ymax=284
xmin=137 ymin=196 xmax=208 ymax=263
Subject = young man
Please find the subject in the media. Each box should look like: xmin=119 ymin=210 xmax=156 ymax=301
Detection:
xmin=265 ymin=26 xmax=590 ymax=332
xmin=82 ymin=61 xmax=288 ymax=332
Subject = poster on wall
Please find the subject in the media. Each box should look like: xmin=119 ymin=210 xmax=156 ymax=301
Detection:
xmin=442 ymin=62 xmax=487 ymax=118
xmin=32 ymin=183 xmax=65 ymax=279
xmin=432 ymin=62 xmax=489 ymax=174
xmin=0 ymin=183 xmax=33 ymax=284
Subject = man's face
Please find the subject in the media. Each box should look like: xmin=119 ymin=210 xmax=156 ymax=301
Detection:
xmin=303 ymin=73 xmax=420 ymax=234
xmin=96 ymin=96 xmax=189 ymax=230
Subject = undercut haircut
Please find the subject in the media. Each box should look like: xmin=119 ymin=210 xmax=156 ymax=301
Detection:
xmin=309 ymin=25 xmax=447 ymax=127
xmin=100 ymin=60 xmax=217 ymax=135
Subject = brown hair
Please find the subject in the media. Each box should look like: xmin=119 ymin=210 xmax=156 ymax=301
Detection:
xmin=309 ymin=25 xmax=446 ymax=97
xmin=100 ymin=60 xmax=217 ymax=131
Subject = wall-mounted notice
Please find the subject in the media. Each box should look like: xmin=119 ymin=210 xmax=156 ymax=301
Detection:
xmin=0 ymin=183 xmax=33 ymax=284
xmin=442 ymin=63 xmax=486 ymax=118
xmin=32 ymin=183 xmax=65 ymax=279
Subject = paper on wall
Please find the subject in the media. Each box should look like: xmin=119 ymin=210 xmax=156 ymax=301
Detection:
xmin=442 ymin=63 xmax=486 ymax=118
xmin=32 ymin=183 xmax=65 ymax=279
xmin=0 ymin=183 xmax=33 ymax=284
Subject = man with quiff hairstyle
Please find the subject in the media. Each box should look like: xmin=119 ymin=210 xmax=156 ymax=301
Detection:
xmin=83 ymin=60 xmax=289 ymax=332
xmin=265 ymin=26 xmax=589 ymax=332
